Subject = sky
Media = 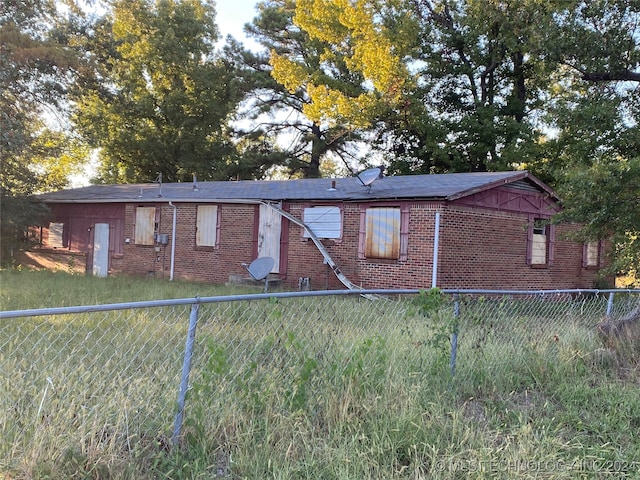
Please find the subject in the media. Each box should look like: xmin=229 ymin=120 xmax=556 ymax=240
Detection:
xmin=216 ymin=0 xmax=262 ymax=50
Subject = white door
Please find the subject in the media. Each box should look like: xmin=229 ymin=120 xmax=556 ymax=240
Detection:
xmin=92 ymin=223 xmax=110 ymax=277
xmin=258 ymin=204 xmax=281 ymax=273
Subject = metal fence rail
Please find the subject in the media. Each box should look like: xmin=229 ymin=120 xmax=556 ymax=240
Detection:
xmin=1 ymin=289 xmax=638 ymax=469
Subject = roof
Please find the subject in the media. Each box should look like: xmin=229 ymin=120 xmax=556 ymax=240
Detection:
xmin=37 ymin=171 xmax=558 ymax=204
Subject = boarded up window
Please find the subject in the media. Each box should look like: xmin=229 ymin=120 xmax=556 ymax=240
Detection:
xmin=365 ymin=207 xmax=401 ymax=259
xmin=531 ymin=232 xmax=547 ymax=264
xmin=585 ymin=241 xmax=599 ymax=267
xmin=196 ymin=205 xmax=219 ymax=247
xmin=527 ymin=218 xmax=554 ymax=266
xmin=134 ymin=207 xmax=156 ymax=245
xmin=303 ymin=206 xmax=341 ymax=239
xmin=49 ymin=222 xmax=65 ymax=248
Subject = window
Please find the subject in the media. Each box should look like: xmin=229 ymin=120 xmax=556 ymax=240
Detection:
xmin=48 ymin=222 xmax=65 ymax=248
xmin=134 ymin=207 xmax=156 ymax=245
xmin=358 ymin=205 xmax=410 ymax=261
xmin=196 ymin=205 xmax=220 ymax=247
xmin=527 ymin=217 xmax=555 ymax=266
xmin=584 ymin=241 xmax=600 ymax=268
xmin=303 ymin=206 xmax=341 ymax=239
xmin=531 ymin=220 xmax=547 ymax=265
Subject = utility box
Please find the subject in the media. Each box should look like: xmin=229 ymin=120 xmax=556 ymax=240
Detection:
xmin=154 ymin=233 xmax=169 ymax=245
xmin=298 ymin=277 xmax=310 ymax=291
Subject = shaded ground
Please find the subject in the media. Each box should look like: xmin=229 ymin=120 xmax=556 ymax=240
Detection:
xmin=11 ymin=249 xmax=86 ymax=274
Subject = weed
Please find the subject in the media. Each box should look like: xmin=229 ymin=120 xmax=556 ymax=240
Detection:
xmin=1 ymin=271 xmax=639 ymax=479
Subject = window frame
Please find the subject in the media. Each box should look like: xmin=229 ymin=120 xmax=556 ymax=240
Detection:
xmin=526 ymin=216 xmax=555 ymax=267
xmin=583 ymin=240 xmax=602 ymax=269
xmin=134 ymin=206 xmax=157 ymax=246
xmin=302 ymin=205 xmax=342 ymax=240
xmin=195 ymin=204 xmax=221 ymax=248
xmin=358 ymin=204 xmax=410 ymax=262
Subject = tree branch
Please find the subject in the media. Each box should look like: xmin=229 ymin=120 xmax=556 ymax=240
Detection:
xmin=581 ymin=70 xmax=640 ymax=83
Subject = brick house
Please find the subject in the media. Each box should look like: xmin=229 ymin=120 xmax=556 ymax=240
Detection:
xmin=34 ymin=171 xmax=609 ymax=290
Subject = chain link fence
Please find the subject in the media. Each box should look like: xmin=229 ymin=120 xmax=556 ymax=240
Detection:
xmin=1 ymin=289 xmax=639 ymax=471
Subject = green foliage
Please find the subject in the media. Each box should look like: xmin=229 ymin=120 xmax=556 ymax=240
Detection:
xmin=0 ymin=1 xmax=87 ymax=264
xmin=283 ymin=332 xmax=318 ymax=411
xmin=336 ymin=335 xmax=389 ymax=393
xmin=228 ymin=0 xmax=366 ymax=178
xmin=0 ymin=269 xmax=258 ymax=310
xmin=72 ymin=0 xmax=247 ymax=183
xmin=556 ymin=156 xmax=640 ymax=283
xmin=412 ymin=287 xmax=445 ymax=315
xmin=409 ymin=288 xmax=457 ymax=360
xmin=266 ymin=0 xmax=640 ymax=273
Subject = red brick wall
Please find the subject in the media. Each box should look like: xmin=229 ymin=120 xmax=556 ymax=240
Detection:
xmin=120 ymin=203 xmax=256 ymax=283
xmin=436 ymin=206 xmax=605 ymax=289
xmin=283 ymin=202 xmax=606 ymax=290
xmin=68 ymin=198 xmax=607 ymax=290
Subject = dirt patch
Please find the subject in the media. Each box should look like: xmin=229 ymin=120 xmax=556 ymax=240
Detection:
xmin=462 ymin=398 xmax=488 ymax=426
xmin=11 ymin=249 xmax=86 ymax=274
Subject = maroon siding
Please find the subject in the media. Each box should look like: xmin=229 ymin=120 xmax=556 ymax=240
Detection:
xmin=43 ymin=204 xmax=125 ymax=273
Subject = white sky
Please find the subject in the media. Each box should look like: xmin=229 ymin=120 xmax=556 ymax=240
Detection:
xmin=216 ymin=0 xmax=262 ymax=50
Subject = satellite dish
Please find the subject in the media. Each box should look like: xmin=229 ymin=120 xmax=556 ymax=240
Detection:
xmin=243 ymin=256 xmax=275 ymax=292
xmin=357 ymin=166 xmax=384 ymax=188
xmin=245 ymin=257 xmax=274 ymax=281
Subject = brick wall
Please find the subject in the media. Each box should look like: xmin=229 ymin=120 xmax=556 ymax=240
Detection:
xmin=48 ymin=198 xmax=608 ymax=290
xmin=436 ymin=206 xmax=605 ymax=289
xmin=120 ymin=203 xmax=256 ymax=283
xmin=282 ymin=202 xmax=606 ymax=290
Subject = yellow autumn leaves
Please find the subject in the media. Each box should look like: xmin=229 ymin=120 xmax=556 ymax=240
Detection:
xmin=270 ymin=0 xmax=408 ymax=129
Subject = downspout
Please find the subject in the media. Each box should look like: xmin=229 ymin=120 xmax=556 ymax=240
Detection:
xmin=432 ymin=211 xmax=440 ymax=288
xmin=168 ymin=201 xmax=177 ymax=281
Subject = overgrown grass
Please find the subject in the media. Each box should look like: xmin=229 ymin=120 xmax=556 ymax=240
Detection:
xmin=1 ymin=271 xmax=639 ymax=479
xmin=0 ymin=269 xmax=260 ymax=310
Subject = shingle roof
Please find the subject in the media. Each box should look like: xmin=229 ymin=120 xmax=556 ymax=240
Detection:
xmin=37 ymin=171 xmax=555 ymax=203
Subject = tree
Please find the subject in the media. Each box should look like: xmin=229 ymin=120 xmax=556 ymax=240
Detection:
xmin=268 ymin=0 xmax=639 ymax=278
xmin=1 ymin=0 xmax=86 ymax=264
xmin=556 ymin=155 xmax=640 ymax=285
xmin=542 ymin=0 xmax=640 ymax=284
xmin=227 ymin=0 xmax=376 ymax=178
xmin=72 ymin=0 xmax=246 ymax=183
xmin=547 ymin=0 xmax=640 ymax=84
xmin=269 ymin=0 xmax=554 ymax=173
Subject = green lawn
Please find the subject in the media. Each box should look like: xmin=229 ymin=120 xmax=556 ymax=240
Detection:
xmin=1 ymin=270 xmax=639 ymax=479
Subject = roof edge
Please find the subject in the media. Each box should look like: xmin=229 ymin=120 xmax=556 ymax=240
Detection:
xmin=39 ymin=198 xmax=265 ymax=205
xmin=445 ymin=171 xmax=560 ymax=202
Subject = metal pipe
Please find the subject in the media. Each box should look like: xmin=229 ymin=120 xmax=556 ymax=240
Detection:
xmin=2 ymin=289 xmax=635 ymax=320
xmin=432 ymin=211 xmax=441 ymax=288
xmin=172 ymin=300 xmax=200 ymax=445
xmin=450 ymin=294 xmax=460 ymax=377
xmin=168 ymin=201 xmax=177 ymax=281
xmin=258 ymin=201 xmax=363 ymax=292
xmin=606 ymin=291 xmax=615 ymax=318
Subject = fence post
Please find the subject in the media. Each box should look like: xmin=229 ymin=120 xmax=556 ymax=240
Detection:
xmin=606 ymin=291 xmax=615 ymax=318
xmin=172 ymin=300 xmax=200 ymax=445
xmin=450 ymin=294 xmax=460 ymax=377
